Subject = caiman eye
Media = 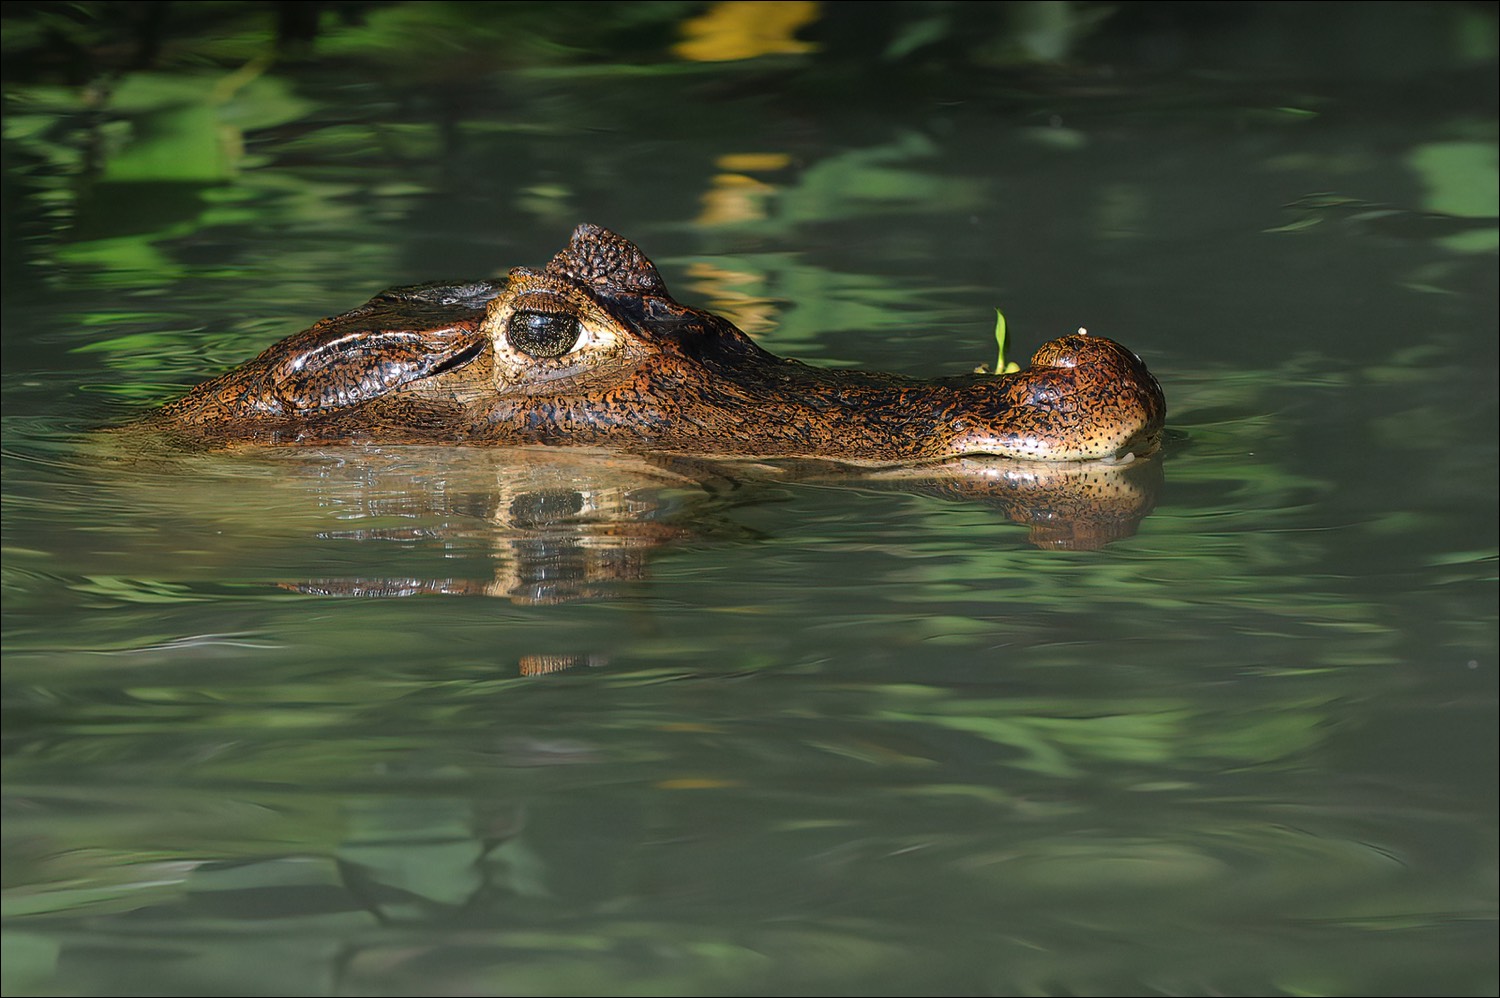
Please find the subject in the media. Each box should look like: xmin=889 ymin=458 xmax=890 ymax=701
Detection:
xmin=507 ymin=310 xmax=580 ymax=359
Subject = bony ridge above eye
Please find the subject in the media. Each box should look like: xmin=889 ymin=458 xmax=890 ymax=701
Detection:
xmin=507 ymin=309 xmax=580 ymax=359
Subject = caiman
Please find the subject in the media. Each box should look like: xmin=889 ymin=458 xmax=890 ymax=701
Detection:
xmin=147 ymin=224 xmax=1166 ymax=464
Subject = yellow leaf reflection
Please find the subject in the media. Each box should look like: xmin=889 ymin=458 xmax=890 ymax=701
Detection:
xmin=684 ymin=262 xmax=782 ymax=334
xmin=656 ymin=777 xmax=743 ymax=790
xmin=716 ymin=152 xmax=793 ymax=172
xmin=674 ymin=1 xmax=821 ymax=62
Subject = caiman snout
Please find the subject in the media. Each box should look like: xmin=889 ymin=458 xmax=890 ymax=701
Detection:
xmin=944 ymin=334 xmax=1166 ymax=462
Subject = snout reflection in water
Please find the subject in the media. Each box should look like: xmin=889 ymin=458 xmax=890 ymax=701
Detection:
xmin=179 ymin=445 xmax=1166 ymax=604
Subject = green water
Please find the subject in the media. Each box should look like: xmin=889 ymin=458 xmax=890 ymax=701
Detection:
xmin=3 ymin=5 xmax=1496 ymax=996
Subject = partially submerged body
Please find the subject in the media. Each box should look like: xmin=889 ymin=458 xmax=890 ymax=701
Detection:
xmin=146 ymin=225 xmax=1166 ymax=465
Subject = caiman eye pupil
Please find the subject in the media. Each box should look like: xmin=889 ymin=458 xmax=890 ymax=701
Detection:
xmin=507 ymin=310 xmax=580 ymax=359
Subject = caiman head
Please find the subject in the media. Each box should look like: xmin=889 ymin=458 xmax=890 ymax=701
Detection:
xmin=150 ymin=224 xmax=1166 ymax=464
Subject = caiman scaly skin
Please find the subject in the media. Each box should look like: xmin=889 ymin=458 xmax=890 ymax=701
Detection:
xmin=149 ymin=224 xmax=1166 ymax=463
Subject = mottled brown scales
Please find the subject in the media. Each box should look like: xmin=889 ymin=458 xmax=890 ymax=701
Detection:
xmin=144 ymin=225 xmax=1166 ymax=462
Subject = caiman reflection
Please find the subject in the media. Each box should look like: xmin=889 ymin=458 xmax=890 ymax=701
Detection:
xmin=262 ymin=448 xmax=1163 ymax=610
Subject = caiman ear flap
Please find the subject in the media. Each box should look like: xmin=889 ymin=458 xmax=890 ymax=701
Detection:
xmin=544 ymin=223 xmax=669 ymax=295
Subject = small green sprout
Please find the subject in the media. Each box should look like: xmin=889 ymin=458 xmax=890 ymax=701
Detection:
xmin=992 ymin=308 xmax=1022 ymax=374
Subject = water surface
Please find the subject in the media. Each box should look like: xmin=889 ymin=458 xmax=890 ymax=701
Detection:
xmin=3 ymin=6 xmax=1496 ymax=995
